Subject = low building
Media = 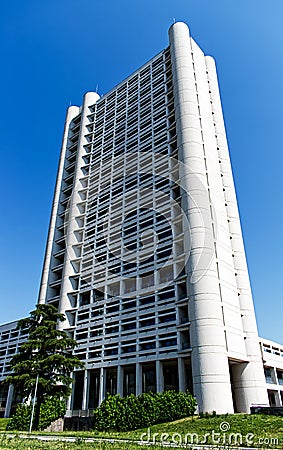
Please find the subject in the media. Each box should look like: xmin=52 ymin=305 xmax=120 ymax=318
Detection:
xmin=260 ymin=338 xmax=283 ymax=407
xmin=0 ymin=320 xmax=28 ymax=417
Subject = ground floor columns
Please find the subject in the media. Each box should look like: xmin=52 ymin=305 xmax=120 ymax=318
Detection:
xmin=66 ymin=372 xmax=74 ymax=412
xmin=69 ymin=377 xmax=76 ymax=411
xmin=82 ymin=370 xmax=89 ymax=410
xmin=178 ymin=357 xmax=186 ymax=392
xmin=156 ymin=360 xmax=164 ymax=392
xmin=71 ymin=357 xmax=191 ymax=411
xmin=66 ymin=388 xmax=73 ymax=412
xmin=136 ymin=363 xmax=142 ymax=395
xmin=98 ymin=368 xmax=106 ymax=405
xmin=117 ymin=365 xmax=123 ymax=396
xmin=66 ymin=394 xmax=72 ymax=412
xmin=4 ymin=384 xmax=14 ymax=418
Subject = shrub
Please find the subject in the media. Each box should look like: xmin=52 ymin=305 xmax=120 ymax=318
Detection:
xmin=6 ymin=396 xmax=66 ymax=431
xmin=152 ymin=390 xmax=197 ymax=424
xmin=6 ymin=404 xmax=32 ymax=431
xmin=94 ymin=390 xmax=197 ymax=431
xmin=38 ymin=396 xmax=66 ymax=430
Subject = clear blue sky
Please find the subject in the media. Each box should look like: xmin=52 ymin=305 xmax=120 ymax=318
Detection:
xmin=0 ymin=1 xmax=282 ymax=343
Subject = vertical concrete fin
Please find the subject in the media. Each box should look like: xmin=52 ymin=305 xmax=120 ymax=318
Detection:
xmin=169 ymin=21 xmax=234 ymax=413
xmin=38 ymin=105 xmax=80 ymax=305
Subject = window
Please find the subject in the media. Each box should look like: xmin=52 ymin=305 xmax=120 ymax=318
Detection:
xmin=264 ymin=368 xmax=273 ymax=384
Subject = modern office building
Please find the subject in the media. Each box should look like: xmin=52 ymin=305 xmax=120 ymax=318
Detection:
xmin=1 ymin=21 xmax=278 ymax=416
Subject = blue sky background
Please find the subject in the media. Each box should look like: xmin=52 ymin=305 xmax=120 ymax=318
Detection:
xmin=0 ymin=0 xmax=282 ymax=342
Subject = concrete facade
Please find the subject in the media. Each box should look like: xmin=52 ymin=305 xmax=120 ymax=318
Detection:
xmin=0 ymin=22 xmax=279 ymax=416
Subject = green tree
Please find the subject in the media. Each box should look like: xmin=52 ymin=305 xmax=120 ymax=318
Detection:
xmin=4 ymin=303 xmax=83 ymax=430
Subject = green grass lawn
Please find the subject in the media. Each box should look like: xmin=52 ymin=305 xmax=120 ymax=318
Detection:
xmin=1 ymin=436 xmax=158 ymax=449
xmin=0 ymin=436 xmax=161 ymax=449
xmin=1 ymin=414 xmax=283 ymax=448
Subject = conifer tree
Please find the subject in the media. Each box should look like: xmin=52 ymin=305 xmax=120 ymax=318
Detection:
xmin=5 ymin=303 xmax=83 ymax=429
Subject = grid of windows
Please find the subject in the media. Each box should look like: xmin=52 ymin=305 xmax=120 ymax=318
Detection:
xmin=66 ymin=48 xmax=191 ymax=366
xmin=73 ymin=284 xmax=190 ymax=362
xmin=0 ymin=322 xmax=28 ymax=380
xmin=81 ymin=50 xmax=179 ymax=288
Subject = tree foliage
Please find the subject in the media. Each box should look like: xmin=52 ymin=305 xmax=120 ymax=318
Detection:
xmin=4 ymin=304 xmax=83 ymax=429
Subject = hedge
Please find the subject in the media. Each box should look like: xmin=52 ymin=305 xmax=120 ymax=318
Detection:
xmin=94 ymin=390 xmax=197 ymax=431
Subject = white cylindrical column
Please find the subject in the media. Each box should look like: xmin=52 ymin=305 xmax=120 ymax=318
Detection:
xmin=38 ymin=105 xmax=80 ymax=305
xmin=169 ymin=21 xmax=234 ymax=413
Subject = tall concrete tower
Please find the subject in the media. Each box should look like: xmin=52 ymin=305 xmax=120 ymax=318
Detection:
xmin=38 ymin=21 xmax=268 ymax=413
